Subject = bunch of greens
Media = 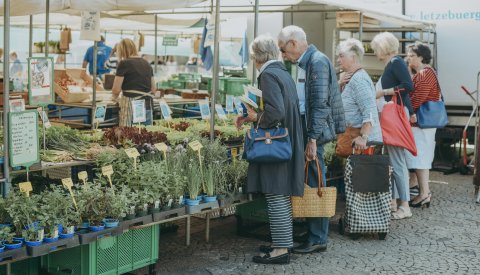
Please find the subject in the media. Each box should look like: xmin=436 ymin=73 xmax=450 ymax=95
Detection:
xmin=43 ymin=125 xmax=90 ymax=152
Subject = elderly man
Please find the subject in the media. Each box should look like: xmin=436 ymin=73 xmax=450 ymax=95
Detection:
xmin=278 ymin=25 xmax=345 ymax=253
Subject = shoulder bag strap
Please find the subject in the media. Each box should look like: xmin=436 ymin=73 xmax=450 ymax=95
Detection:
xmin=426 ymin=67 xmax=443 ymax=101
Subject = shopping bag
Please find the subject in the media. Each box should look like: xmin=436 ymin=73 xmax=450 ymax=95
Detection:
xmin=380 ymin=91 xmax=417 ymax=156
xmin=291 ymin=158 xmax=336 ymax=218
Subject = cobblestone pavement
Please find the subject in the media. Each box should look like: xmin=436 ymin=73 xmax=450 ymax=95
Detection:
xmin=150 ymin=172 xmax=480 ymax=274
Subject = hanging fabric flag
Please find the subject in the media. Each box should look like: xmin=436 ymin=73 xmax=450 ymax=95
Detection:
xmin=199 ymin=19 xmax=214 ymax=71
xmin=239 ymin=31 xmax=249 ymax=67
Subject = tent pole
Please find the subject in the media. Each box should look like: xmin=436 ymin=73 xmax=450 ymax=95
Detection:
xmin=252 ymin=0 xmax=259 ymax=85
xmin=154 ymin=15 xmax=158 ymax=74
xmin=91 ymin=41 xmax=98 ymax=130
xmin=29 ymin=15 xmax=33 ymax=58
xmin=2 ymin=0 xmax=10 ymax=197
xmin=210 ymin=0 xmax=221 ymax=141
xmin=45 ymin=0 xmax=49 ymax=57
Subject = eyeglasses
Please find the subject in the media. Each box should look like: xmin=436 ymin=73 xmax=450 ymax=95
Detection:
xmin=279 ymin=40 xmax=292 ymax=53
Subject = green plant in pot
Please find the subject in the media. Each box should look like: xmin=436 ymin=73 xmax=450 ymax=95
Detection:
xmin=135 ymin=189 xmax=153 ymax=217
xmin=165 ymin=153 xmax=188 ymax=209
xmin=203 ymin=166 xmax=217 ymax=202
xmin=4 ymin=191 xmax=44 ymax=245
xmin=0 ymin=226 xmax=21 ymax=250
xmin=75 ymin=183 xmax=108 ymax=231
xmin=185 ymin=159 xmax=202 ymax=206
xmin=103 ymin=186 xmax=130 ymax=227
xmin=37 ymin=186 xmax=65 ymax=241
xmin=224 ymin=160 xmax=248 ymax=198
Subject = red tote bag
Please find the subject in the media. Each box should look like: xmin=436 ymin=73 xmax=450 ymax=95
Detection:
xmin=380 ymin=91 xmax=417 ymax=156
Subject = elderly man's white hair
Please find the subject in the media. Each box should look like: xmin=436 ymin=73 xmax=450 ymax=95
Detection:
xmin=278 ymin=25 xmax=307 ymax=43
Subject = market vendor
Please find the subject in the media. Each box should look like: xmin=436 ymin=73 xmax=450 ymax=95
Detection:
xmin=111 ymin=38 xmax=156 ymax=126
xmin=82 ymin=35 xmax=112 ymax=80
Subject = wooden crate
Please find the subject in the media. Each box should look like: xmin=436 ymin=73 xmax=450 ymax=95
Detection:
xmin=336 ymin=11 xmax=380 ymax=28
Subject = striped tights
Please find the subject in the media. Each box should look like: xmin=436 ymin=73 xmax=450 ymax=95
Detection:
xmin=265 ymin=193 xmax=293 ymax=248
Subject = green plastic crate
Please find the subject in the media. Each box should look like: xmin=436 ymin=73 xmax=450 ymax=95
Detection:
xmin=0 ymin=257 xmax=40 ymax=275
xmin=168 ymin=80 xmax=185 ymax=89
xmin=42 ymin=225 xmax=160 ymax=275
xmin=178 ymin=73 xmax=194 ymax=81
xmin=207 ymin=77 xmax=227 ymax=92
xmin=224 ymin=78 xmax=250 ymax=96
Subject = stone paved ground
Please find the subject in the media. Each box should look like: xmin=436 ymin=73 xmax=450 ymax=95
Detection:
xmin=144 ymin=172 xmax=480 ymax=274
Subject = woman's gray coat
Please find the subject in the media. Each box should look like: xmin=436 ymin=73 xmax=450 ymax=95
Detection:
xmin=246 ymin=61 xmax=305 ymax=196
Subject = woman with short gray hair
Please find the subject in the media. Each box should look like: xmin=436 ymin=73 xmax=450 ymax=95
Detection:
xmin=236 ymin=35 xmax=304 ymax=264
xmin=336 ymin=38 xmax=382 ymax=153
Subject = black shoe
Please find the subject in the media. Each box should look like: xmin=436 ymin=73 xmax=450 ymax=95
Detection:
xmin=252 ymin=252 xmax=290 ymax=264
xmin=293 ymin=242 xmax=327 ymax=254
xmin=259 ymin=245 xmax=292 ymax=254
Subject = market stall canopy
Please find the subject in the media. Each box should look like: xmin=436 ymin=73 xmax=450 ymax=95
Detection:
xmin=0 ymin=0 xmax=205 ymax=16
xmin=2 ymin=13 xmax=204 ymax=31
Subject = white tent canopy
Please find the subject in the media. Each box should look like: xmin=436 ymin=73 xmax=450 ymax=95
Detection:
xmin=0 ymin=0 xmax=205 ymax=16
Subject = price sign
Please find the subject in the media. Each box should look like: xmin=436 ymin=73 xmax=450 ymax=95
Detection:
xmin=102 ymin=165 xmax=114 ymax=187
xmin=188 ymin=140 xmax=203 ymax=151
xmin=154 ymin=143 xmax=168 ymax=159
xmin=215 ymin=104 xmax=228 ymax=120
xmin=159 ymin=99 xmax=172 ymax=121
xmin=162 ymin=34 xmax=178 ymax=46
xmin=19 ymin=181 xmax=33 ymax=197
xmin=198 ymin=100 xmax=211 ymax=120
xmin=9 ymin=111 xmax=40 ymax=168
xmin=131 ymin=99 xmax=146 ymax=124
xmin=125 ymin=148 xmax=140 ymax=158
xmin=38 ymin=109 xmax=51 ymax=128
xmin=62 ymin=178 xmax=74 ymax=189
xmin=231 ymin=147 xmax=238 ymax=162
xmin=94 ymin=104 xmax=107 ymax=123
xmin=28 ymin=57 xmax=54 ymax=106
xmin=78 ymin=171 xmax=88 ymax=185
xmin=61 ymin=178 xmax=78 ymax=210
xmin=226 ymin=95 xmax=234 ymax=113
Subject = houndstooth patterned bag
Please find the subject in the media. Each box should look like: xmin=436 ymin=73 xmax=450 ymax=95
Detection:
xmin=344 ymin=157 xmax=392 ymax=233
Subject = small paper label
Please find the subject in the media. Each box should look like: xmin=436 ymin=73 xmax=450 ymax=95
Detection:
xmin=102 ymin=165 xmax=114 ymax=176
xmin=19 ymin=181 xmax=33 ymax=194
xmin=234 ymin=97 xmax=243 ymax=114
xmin=226 ymin=95 xmax=234 ymax=113
xmin=167 ymin=199 xmax=173 ymax=207
xmin=179 ymin=195 xmax=184 ymax=204
xmin=159 ymin=99 xmax=173 ymax=121
xmin=124 ymin=148 xmax=140 ymax=158
xmin=154 ymin=143 xmax=168 ymax=153
xmin=38 ymin=110 xmax=51 ymax=128
xmin=61 ymin=178 xmax=74 ymax=189
xmin=238 ymin=187 xmax=243 ymax=193
xmin=231 ymin=148 xmax=238 ymax=160
xmin=198 ymin=99 xmax=211 ymax=120
xmin=188 ymin=140 xmax=203 ymax=151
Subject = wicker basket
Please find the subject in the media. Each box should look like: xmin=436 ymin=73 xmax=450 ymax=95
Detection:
xmin=291 ymin=159 xmax=337 ymax=218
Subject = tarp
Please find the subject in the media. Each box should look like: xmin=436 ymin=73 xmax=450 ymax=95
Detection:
xmin=0 ymin=0 xmax=205 ymax=16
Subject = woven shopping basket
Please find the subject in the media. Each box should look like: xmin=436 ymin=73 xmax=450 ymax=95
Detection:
xmin=292 ymin=158 xmax=337 ymax=218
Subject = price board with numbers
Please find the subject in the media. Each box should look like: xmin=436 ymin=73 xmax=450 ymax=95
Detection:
xmin=9 ymin=110 xmax=39 ymax=167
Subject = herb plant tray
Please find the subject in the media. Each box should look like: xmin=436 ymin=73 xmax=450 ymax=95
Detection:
xmin=185 ymin=201 xmax=219 ymax=215
xmin=0 ymin=246 xmax=28 ymax=262
xmin=218 ymin=193 xmax=249 ymax=208
xmin=76 ymin=227 xmax=122 ymax=245
xmin=152 ymin=206 xmax=186 ymax=222
xmin=120 ymin=215 xmax=153 ymax=232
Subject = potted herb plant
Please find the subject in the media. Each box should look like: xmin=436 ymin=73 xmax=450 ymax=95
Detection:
xmin=185 ymin=160 xmax=202 ymax=206
xmin=103 ymin=186 xmax=130 ymax=228
xmin=76 ymin=184 xmax=108 ymax=232
xmin=37 ymin=187 xmax=66 ymax=243
xmin=0 ymin=227 xmax=21 ymax=250
xmin=5 ymin=192 xmax=44 ymax=246
xmin=203 ymin=166 xmax=217 ymax=202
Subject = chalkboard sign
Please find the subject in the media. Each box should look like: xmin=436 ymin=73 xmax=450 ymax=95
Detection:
xmin=8 ymin=110 xmax=40 ymax=167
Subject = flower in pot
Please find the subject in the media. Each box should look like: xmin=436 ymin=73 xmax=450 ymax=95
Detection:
xmin=0 ymin=226 xmax=20 ymax=250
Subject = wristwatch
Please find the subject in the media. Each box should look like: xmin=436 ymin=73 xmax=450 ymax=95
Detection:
xmin=309 ymin=138 xmax=316 ymax=143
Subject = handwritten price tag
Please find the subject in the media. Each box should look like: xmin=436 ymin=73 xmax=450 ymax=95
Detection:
xmin=188 ymin=140 xmax=203 ymax=151
xmin=19 ymin=181 xmax=33 ymax=197
xmin=102 ymin=165 xmax=114 ymax=187
xmin=61 ymin=178 xmax=78 ymax=210
xmin=231 ymin=148 xmax=238 ymax=162
xmin=154 ymin=143 xmax=168 ymax=153
xmin=78 ymin=171 xmax=88 ymax=185
xmin=125 ymin=148 xmax=140 ymax=158
xmin=61 ymin=178 xmax=74 ymax=189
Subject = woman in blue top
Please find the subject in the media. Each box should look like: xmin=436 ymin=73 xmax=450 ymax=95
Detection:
xmin=337 ymin=38 xmax=382 ymax=150
xmin=371 ymin=32 xmax=414 ymax=220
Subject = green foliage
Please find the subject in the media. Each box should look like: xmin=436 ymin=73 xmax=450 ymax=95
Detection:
xmin=4 ymin=191 xmax=41 ymax=236
xmin=204 ymin=166 xmax=215 ymax=196
xmin=224 ymin=160 xmax=248 ymax=196
xmin=75 ymin=183 xmax=108 ymax=226
xmin=323 ymin=141 xmax=336 ymax=166
xmin=0 ymin=197 xmax=11 ymax=224
xmin=0 ymin=226 xmax=15 ymax=243
xmin=43 ymin=125 xmax=90 ymax=152
xmin=104 ymin=186 xmax=130 ymax=219
xmin=186 ymin=159 xmax=202 ymax=200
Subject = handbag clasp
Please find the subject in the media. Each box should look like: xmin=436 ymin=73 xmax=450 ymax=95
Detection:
xmin=265 ymin=132 xmax=272 ymax=144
